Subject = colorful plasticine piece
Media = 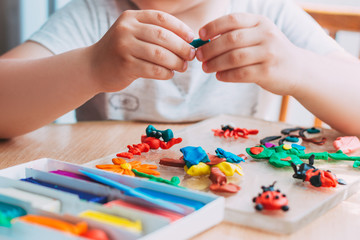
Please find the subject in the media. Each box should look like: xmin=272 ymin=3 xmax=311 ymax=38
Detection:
xmin=0 ymin=202 xmax=27 ymax=227
xmin=291 ymin=155 xmax=346 ymax=187
xmin=132 ymin=169 xmax=183 ymax=188
xmin=18 ymin=215 xmax=109 ymax=240
xmin=212 ymin=124 xmax=259 ymax=139
xmin=180 ymin=146 xmax=210 ymax=168
xmin=145 ymin=125 xmax=174 ymax=142
xmin=215 ymin=148 xmax=245 ymax=163
xmin=263 ymin=127 xmax=326 ymax=147
xmin=247 ymin=143 xmax=360 ymax=168
xmin=116 ymin=125 xmax=182 ymax=159
xmin=79 ymin=210 xmax=142 ymax=234
xmin=96 ymin=158 xmax=160 ymax=176
xmin=252 ymin=182 xmax=289 ymax=211
xmin=333 ymin=136 xmax=360 ymax=154
xmin=160 ymin=147 xmax=244 ymax=193
xmin=159 ymin=157 xmax=186 ymax=167
xmin=106 ymin=199 xmax=183 ymax=222
xmin=209 ymin=167 xmax=241 ymax=193
xmin=189 ymin=38 xmax=210 ymax=48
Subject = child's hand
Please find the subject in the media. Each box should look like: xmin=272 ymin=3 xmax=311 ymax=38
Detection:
xmin=90 ymin=10 xmax=196 ymax=92
xmin=196 ymin=13 xmax=301 ymax=96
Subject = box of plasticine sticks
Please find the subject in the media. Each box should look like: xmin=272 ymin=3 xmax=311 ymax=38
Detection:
xmin=0 ymin=158 xmax=224 ymax=240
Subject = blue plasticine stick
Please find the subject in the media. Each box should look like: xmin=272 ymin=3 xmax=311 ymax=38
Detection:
xmin=135 ymin=188 xmax=204 ymax=210
xmin=190 ymin=38 xmax=210 ymax=48
xmin=79 ymin=170 xmax=186 ymax=215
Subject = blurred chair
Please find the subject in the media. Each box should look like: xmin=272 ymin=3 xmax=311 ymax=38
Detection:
xmin=279 ymin=3 xmax=360 ymax=126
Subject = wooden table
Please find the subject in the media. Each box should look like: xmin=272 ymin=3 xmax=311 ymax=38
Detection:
xmin=1 ymin=116 xmax=360 ymax=239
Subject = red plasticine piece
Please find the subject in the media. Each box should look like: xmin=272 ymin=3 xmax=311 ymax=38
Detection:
xmin=141 ymin=136 xmax=161 ymax=149
xmin=209 ymin=167 xmax=241 ymax=193
xmin=116 ymin=152 xmax=134 ymax=159
xmin=281 ymin=156 xmax=292 ymax=161
xmin=159 ymin=158 xmax=186 ymax=167
xmin=160 ymin=137 xmax=182 ymax=149
xmin=212 ymin=127 xmax=259 ymax=139
xmin=250 ymin=147 xmax=263 ymax=155
xmin=207 ymin=154 xmax=226 ymax=165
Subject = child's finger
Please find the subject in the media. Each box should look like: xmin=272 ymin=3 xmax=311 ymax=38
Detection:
xmin=196 ymin=28 xmax=262 ymax=62
xmin=131 ymin=39 xmax=188 ymax=73
xmin=134 ymin=24 xmax=195 ymax=61
xmin=199 ymin=13 xmax=260 ymax=40
xmin=203 ymin=46 xmax=264 ymax=73
xmin=135 ymin=10 xmax=195 ymax=43
xmin=133 ymin=57 xmax=174 ymax=80
xmin=216 ymin=64 xmax=263 ymax=83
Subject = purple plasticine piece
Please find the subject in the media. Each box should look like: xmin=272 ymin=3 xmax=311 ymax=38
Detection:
xmin=264 ymin=142 xmax=276 ymax=148
xmin=50 ymin=170 xmax=93 ymax=181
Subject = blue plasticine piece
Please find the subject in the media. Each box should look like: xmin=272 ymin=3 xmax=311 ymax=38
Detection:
xmin=215 ymin=148 xmax=245 ymax=163
xmin=21 ymin=177 xmax=107 ymax=203
xmin=190 ymin=38 xmax=210 ymax=48
xmin=146 ymin=125 xmax=174 ymax=142
xmin=291 ymin=144 xmax=306 ymax=151
xmin=180 ymin=146 xmax=210 ymax=168
xmin=0 ymin=202 xmax=27 ymax=227
xmin=79 ymin=170 xmax=186 ymax=215
xmin=135 ymin=188 xmax=204 ymax=210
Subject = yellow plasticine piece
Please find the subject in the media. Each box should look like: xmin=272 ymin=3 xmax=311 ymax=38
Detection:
xmin=214 ymin=162 xmax=235 ymax=176
xmin=184 ymin=162 xmax=211 ymax=176
xmin=79 ymin=210 xmax=142 ymax=233
xmin=283 ymin=144 xmax=292 ymax=150
xmin=214 ymin=162 xmax=243 ymax=176
xmin=233 ymin=164 xmax=244 ymax=176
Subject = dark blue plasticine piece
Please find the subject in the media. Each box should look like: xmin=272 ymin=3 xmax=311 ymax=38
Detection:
xmin=21 ymin=177 xmax=107 ymax=203
xmin=190 ymin=38 xmax=210 ymax=48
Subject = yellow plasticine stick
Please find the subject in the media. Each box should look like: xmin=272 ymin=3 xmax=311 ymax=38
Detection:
xmin=79 ymin=210 xmax=142 ymax=233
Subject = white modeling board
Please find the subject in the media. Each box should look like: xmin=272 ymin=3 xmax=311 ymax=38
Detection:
xmin=85 ymin=115 xmax=360 ymax=234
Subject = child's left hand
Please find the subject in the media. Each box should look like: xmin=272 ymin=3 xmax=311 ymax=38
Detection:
xmin=196 ymin=13 xmax=302 ymax=96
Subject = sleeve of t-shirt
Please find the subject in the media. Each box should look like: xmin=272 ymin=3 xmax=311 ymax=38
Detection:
xmin=28 ymin=0 xmax=112 ymax=55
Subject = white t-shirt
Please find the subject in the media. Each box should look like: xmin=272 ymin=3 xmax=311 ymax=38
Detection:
xmin=29 ymin=0 xmax=341 ymax=122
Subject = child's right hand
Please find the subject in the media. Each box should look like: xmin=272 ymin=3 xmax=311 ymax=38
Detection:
xmin=89 ymin=10 xmax=196 ymax=92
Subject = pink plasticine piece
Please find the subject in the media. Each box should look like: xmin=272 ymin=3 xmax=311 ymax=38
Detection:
xmin=105 ymin=199 xmax=183 ymax=222
xmin=333 ymin=136 xmax=360 ymax=154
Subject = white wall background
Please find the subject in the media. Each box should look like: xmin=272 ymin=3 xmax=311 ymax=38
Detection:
xmin=19 ymin=0 xmax=360 ymax=125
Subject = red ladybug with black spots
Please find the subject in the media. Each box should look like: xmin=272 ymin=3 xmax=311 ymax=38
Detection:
xmin=290 ymin=154 xmax=346 ymax=187
xmin=253 ymin=181 xmax=289 ymax=211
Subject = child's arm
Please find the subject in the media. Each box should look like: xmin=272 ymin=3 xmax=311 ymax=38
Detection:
xmin=196 ymin=13 xmax=360 ymax=135
xmin=0 ymin=10 xmax=195 ymax=138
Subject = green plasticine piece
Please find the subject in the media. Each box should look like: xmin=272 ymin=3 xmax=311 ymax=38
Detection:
xmin=246 ymin=145 xmax=274 ymax=159
xmin=329 ymin=150 xmax=360 ymax=161
xmin=299 ymin=152 xmax=329 ymax=160
xmin=269 ymin=153 xmax=303 ymax=168
xmin=353 ymin=160 xmax=360 ymax=168
xmin=132 ymin=169 xmax=184 ymax=188
xmin=0 ymin=212 xmax=11 ymax=228
xmin=190 ymin=38 xmax=210 ymax=48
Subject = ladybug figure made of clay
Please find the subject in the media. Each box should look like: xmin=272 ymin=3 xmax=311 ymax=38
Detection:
xmin=290 ymin=154 xmax=346 ymax=188
xmin=253 ymin=181 xmax=289 ymax=211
